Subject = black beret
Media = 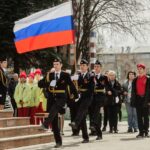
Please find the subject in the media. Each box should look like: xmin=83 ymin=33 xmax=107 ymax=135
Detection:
xmin=95 ymin=60 xmax=102 ymax=66
xmin=53 ymin=58 xmax=62 ymax=63
xmin=0 ymin=56 xmax=7 ymax=62
xmin=80 ymin=59 xmax=88 ymax=65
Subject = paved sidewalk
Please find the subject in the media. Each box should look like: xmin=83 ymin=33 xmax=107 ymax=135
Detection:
xmin=11 ymin=121 xmax=150 ymax=150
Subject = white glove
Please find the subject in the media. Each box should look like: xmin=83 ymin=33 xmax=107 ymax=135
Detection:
xmin=115 ymin=96 xmax=119 ymax=103
xmin=71 ymin=74 xmax=79 ymax=80
xmin=50 ymin=80 xmax=56 ymax=87
xmin=75 ymin=94 xmax=80 ymax=102
xmin=75 ymin=98 xmax=79 ymax=102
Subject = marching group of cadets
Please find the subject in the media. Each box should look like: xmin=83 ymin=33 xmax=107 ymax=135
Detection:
xmin=0 ymin=55 xmax=150 ymax=148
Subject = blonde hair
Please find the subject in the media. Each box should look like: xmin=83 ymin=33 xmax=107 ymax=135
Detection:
xmin=108 ymin=70 xmax=116 ymax=76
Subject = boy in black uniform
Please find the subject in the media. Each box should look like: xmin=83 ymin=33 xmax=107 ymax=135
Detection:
xmin=90 ymin=60 xmax=108 ymax=140
xmin=0 ymin=56 xmax=8 ymax=110
xmin=38 ymin=58 xmax=78 ymax=148
xmin=70 ymin=59 xmax=95 ymax=143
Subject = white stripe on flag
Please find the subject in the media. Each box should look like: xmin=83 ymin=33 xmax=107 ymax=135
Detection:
xmin=14 ymin=1 xmax=73 ymax=32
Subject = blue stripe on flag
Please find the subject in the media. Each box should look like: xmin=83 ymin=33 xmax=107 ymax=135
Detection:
xmin=14 ymin=16 xmax=74 ymax=41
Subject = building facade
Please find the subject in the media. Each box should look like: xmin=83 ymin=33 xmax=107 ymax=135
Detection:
xmin=97 ymin=46 xmax=150 ymax=82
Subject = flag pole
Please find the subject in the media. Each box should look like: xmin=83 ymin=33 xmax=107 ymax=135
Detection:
xmin=71 ymin=0 xmax=77 ymax=74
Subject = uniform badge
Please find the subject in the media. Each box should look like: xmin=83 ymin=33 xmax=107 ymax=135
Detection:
xmin=61 ymin=80 xmax=65 ymax=83
xmin=100 ymin=80 xmax=105 ymax=85
xmin=84 ymin=79 xmax=89 ymax=84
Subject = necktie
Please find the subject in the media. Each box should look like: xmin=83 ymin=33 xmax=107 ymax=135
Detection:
xmin=96 ymin=75 xmax=98 ymax=79
xmin=82 ymin=74 xmax=84 ymax=79
xmin=56 ymin=73 xmax=59 ymax=81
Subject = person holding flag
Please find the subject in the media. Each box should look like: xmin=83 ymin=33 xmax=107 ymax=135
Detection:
xmin=38 ymin=58 xmax=78 ymax=148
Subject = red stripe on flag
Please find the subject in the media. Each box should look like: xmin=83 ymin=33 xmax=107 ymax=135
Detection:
xmin=15 ymin=30 xmax=75 ymax=53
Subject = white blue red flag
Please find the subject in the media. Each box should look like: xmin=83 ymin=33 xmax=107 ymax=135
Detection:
xmin=13 ymin=1 xmax=74 ymax=53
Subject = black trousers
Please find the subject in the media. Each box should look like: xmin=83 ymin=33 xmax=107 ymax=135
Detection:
xmin=74 ymin=97 xmax=92 ymax=140
xmin=69 ymin=101 xmax=80 ymax=134
xmin=136 ymin=97 xmax=149 ymax=134
xmin=0 ymin=95 xmax=6 ymax=105
xmin=103 ymin=106 xmax=108 ymax=128
xmin=89 ymin=100 xmax=95 ymax=129
xmin=91 ymin=103 xmax=102 ymax=137
xmin=108 ymin=105 xmax=118 ymax=131
xmin=43 ymin=101 xmax=62 ymax=144
xmin=80 ymin=116 xmax=89 ymax=140
xmin=118 ymin=103 xmax=122 ymax=121
xmin=11 ymin=98 xmax=17 ymax=116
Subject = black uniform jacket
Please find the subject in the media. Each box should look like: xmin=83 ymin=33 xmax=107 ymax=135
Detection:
xmin=131 ymin=76 xmax=150 ymax=107
xmin=93 ymin=74 xmax=108 ymax=106
xmin=78 ymin=72 xmax=94 ymax=99
xmin=38 ymin=71 xmax=78 ymax=107
xmin=106 ymin=79 xmax=122 ymax=105
xmin=0 ymin=67 xmax=7 ymax=104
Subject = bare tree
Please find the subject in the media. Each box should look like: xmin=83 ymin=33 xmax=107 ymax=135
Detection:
xmin=72 ymin=0 xmax=149 ymax=62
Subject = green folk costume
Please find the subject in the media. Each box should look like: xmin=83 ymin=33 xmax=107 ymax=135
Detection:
xmin=28 ymin=83 xmax=36 ymax=107
xmin=14 ymin=83 xmax=30 ymax=108
xmin=34 ymin=84 xmax=47 ymax=111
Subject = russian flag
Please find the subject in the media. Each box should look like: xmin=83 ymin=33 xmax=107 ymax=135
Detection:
xmin=13 ymin=1 xmax=75 ymax=53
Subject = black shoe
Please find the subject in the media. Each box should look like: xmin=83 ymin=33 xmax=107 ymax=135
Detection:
xmin=72 ymin=133 xmax=79 ymax=136
xmin=69 ymin=122 xmax=77 ymax=129
xmin=114 ymin=130 xmax=118 ymax=134
xmin=54 ymin=143 xmax=62 ymax=148
xmin=89 ymin=132 xmax=96 ymax=136
xmin=136 ymin=133 xmax=144 ymax=138
xmin=134 ymin=129 xmax=138 ymax=133
xmin=127 ymin=128 xmax=133 ymax=133
xmin=144 ymin=132 xmax=149 ymax=138
xmin=96 ymin=136 xmax=102 ymax=140
xmin=145 ymin=134 xmax=149 ymax=138
xmin=82 ymin=139 xmax=89 ymax=143
xmin=38 ymin=124 xmax=48 ymax=131
xmin=90 ymin=126 xmax=95 ymax=131
xmin=102 ymin=127 xmax=106 ymax=132
xmin=109 ymin=130 xmax=113 ymax=133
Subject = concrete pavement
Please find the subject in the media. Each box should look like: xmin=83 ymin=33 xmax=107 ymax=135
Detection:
xmin=11 ymin=121 xmax=150 ymax=150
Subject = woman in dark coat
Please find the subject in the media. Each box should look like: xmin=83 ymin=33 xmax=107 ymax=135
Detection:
xmin=106 ymin=70 xmax=122 ymax=133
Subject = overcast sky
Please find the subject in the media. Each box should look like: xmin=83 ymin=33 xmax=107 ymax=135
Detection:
xmin=99 ymin=1 xmax=150 ymax=49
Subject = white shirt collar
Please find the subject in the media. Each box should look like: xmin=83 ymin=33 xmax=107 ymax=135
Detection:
xmin=81 ymin=71 xmax=87 ymax=77
xmin=55 ymin=71 xmax=61 ymax=74
xmin=55 ymin=71 xmax=61 ymax=78
xmin=2 ymin=68 xmax=6 ymax=72
xmin=95 ymin=73 xmax=101 ymax=79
